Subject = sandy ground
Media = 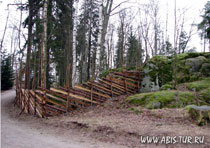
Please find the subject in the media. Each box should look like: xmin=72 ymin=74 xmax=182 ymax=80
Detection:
xmin=1 ymin=89 xmax=125 ymax=148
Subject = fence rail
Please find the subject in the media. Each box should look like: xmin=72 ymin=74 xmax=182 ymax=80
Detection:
xmin=15 ymin=71 xmax=143 ymax=117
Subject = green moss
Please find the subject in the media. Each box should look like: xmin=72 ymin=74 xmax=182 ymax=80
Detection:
xmin=99 ymin=68 xmax=123 ymax=78
xmin=186 ymin=77 xmax=210 ymax=91
xmin=160 ymin=84 xmax=173 ymax=90
xmin=126 ymin=90 xmax=196 ymax=109
xmin=129 ymin=107 xmax=142 ymax=115
xmin=203 ymin=52 xmax=210 ymax=59
xmin=189 ymin=74 xmax=200 ymax=82
xmin=177 ymin=91 xmax=195 ymax=107
xmin=185 ymin=105 xmax=210 ymax=126
xmin=199 ymin=88 xmax=210 ymax=104
xmin=126 ymin=93 xmax=150 ymax=105
xmin=146 ymin=55 xmax=172 ymax=86
xmin=145 ymin=91 xmax=175 ymax=109
xmin=176 ymin=53 xmax=189 ymax=60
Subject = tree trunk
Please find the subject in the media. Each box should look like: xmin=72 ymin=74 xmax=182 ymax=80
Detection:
xmin=41 ymin=0 xmax=48 ymax=89
xmin=46 ymin=0 xmax=52 ymax=89
xmin=87 ymin=25 xmax=92 ymax=81
xmin=65 ymin=0 xmax=74 ymax=88
xmin=25 ymin=1 xmax=33 ymax=89
xmin=99 ymin=0 xmax=113 ymax=71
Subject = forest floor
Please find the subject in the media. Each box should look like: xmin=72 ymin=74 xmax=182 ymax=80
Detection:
xmin=1 ymin=89 xmax=210 ymax=148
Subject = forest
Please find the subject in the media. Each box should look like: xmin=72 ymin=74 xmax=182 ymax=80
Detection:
xmin=1 ymin=0 xmax=209 ymax=91
xmin=1 ymin=0 xmax=210 ymax=147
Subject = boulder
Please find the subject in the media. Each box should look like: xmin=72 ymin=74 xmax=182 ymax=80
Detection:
xmin=185 ymin=105 xmax=210 ymax=126
xmin=185 ymin=56 xmax=207 ymax=72
xmin=200 ymin=63 xmax=210 ymax=76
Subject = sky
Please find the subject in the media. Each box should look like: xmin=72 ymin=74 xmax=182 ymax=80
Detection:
xmin=0 ymin=0 xmax=208 ymax=55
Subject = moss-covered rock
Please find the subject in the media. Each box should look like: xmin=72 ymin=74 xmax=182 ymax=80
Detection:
xmin=185 ymin=105 xmax=210 ymax=126
xmin=186 ymin=77 xmax=210 ymax=91
xmin=140 ymin=52 xmax=210 ymax=92
xmin=185 ymin=56 xmax=208 ymax=73
xmin=126 ymin=90 xmax=195 ymax=109
xmin=199 ymin=88 xmax=210 ymax=104
xmin=200 ymin=63 xmax=210 ymax=76
xmin=146 ymin=55 xmax=172 ymax=86
xmin=160 ymin=84 xmax=173 ymax=90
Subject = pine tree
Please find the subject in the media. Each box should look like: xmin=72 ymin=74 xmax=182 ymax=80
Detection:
xmin=198 ymin=1 xmax=210 ymax=52
xmin=1 ymin=55 xmax=14 ymax=90
xmin=178 ymin=31 xmax=188 ymax=53
xmin=76 ymin=0 xmax=100 ymax=83
xmin=126 ymin=31 xmax=139 ymax=68
xmin=115 ymin=26 xmax=124 ymax=68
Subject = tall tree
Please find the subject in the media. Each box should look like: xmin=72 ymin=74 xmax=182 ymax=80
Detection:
xmin=40 ymin=0 xmax=48 ymax=89
xmin=76 ymin=0 xmax=99 ymax=83
xmin=64 ymin=0 xmax=74 ymax=88
xmin=99 ymin=0 xmax=113 ymax=72
xmin=126 ymin=30 xmax=138 ymax=68
xmin=1 ymin=55 xmax=14 ymax=90
xmin=178 ymin=31 xmax=188 ymax=53
xmin=198 ymin=1 xmax=210 ymax=52
xmin=25 ymin=0 xmax=33 ymax=89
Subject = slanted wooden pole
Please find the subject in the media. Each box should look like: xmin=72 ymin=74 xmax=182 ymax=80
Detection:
xmin=66 ymin=87 xmax=70 ymax=112
xmin=90 ymin=82 xmax=93 ymax=106
xmin=124 ymin=79 xmax=127 ymax=94
xmin=34 ymin=89 xmax=37 ymax=116
xmin=110 ymin=74 xmax=113 ymax=98
xmin=27 ymin=91 xmax=30 ymax=114
xmin=43 ymin=90 xmax=47 ymax=117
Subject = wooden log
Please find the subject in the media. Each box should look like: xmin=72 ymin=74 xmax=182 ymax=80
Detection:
xmin=45 ymin=104 xmax=66 ymax=113
xmin=121 ymin=71 xmax=144 ymax=78
xmin=29 ymin=90 xmax=45 ymax=118
xmin=60 ymin=86 xmax=106 ymax=102
xmin=112 ymin=73 xmax=137 ymax=83
xmin=30 ymin=90 xmax=45 ymax=104
xmin=74 ymin=86 xmax=110 ymax=100
xmin=46 ymin=93 xmax=66 ymax=104
xmin=35 ymin=106 xmax=43 ymax=118
xmin=44 ymin=88 xmax=86 ymax=107
xmin=113 ymin=72 xmax=140 ymax=80
xmin=45 ymin=107 xmax=61 ymax=116
xmin=50 ymin=88 xmax=99 ymax=104
xmin=86 ymin=81 xmax=120 ymax=96
xmin=98 ymin=79 xmax=127 ymax=94
xmin=107 ymin=76 xmax=138 ymax=89
xmin=46 ymin=98 xmax=66 ymax=109
xmin=102 ymin=77 xmax=136 ymax=93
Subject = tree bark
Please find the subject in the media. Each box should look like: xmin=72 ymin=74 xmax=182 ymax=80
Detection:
xmin=25 ymin=1 xmax=33 ymax=89
xmin=99 ymin=0 xmax=113 ymax=71
xmin=41 ymin=0 xmax=48 ymax=89
xmin=65 ymin=0 xmax=74 ymax=88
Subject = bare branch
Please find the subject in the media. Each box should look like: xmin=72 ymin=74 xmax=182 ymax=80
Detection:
xmin=111 ymin=0 xmax=129 ymax=13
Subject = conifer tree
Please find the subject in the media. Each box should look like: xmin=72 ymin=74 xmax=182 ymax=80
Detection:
xmin=1 ymin=55 xmax=14 ymax=90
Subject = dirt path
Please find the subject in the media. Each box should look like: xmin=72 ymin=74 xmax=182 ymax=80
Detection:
xmin=1 ymin=89 xmax=125 ymax=148
xmin=1 ymin=90 xmax=210 ymax=148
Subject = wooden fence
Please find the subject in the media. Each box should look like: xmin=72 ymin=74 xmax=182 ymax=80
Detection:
xmin=15 ymin=71 xmax=143 ymax=117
